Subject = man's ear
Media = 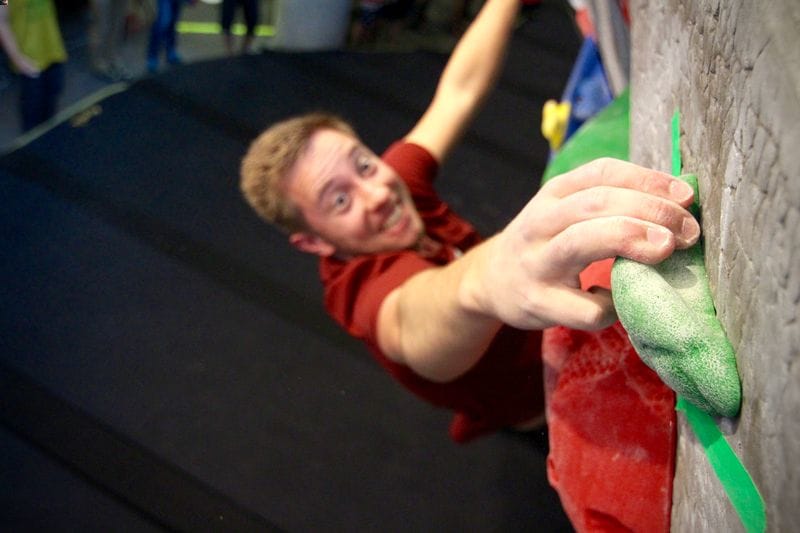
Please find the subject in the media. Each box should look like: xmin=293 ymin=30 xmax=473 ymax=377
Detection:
xmin=289 ymin=231 xmax=337 ymax=257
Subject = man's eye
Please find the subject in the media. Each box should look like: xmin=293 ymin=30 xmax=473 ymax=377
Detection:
xmin=356 ymin=155 xmax=374 ymax=175
xmin=332 ymin=192 xmax=350 ymax=210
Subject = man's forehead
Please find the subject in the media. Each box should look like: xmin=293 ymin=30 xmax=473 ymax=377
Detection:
xmin=288 ymin=130 xmax=358 ymax=200
xmin=309 ymin=129 xmax=360 ymax=176
xmin=309 ymin=127 xmax=359 ymax=154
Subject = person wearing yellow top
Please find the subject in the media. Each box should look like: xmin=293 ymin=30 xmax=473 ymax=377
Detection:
xmin=0 ymin=0 xmax=68 ymax=131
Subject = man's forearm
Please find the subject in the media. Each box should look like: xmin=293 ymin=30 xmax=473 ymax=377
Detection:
xmin=405 ymin=0 xmax=522 ymax=161
xmin=378 ymin=237 xmax=504 ymax=383
xmin=437 ymin=0 xmax=521 ymax=107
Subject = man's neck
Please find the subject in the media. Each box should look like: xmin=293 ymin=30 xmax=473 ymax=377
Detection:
xmin=416 ymin=233 xmax=444 ymax=259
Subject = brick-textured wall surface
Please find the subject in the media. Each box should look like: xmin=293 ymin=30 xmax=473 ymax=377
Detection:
xmin=629 ymin=0 xmax=799 ymax=530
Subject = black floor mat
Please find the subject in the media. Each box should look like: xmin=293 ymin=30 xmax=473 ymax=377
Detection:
xmin=1 ymin=7 xmax=580 ymax=531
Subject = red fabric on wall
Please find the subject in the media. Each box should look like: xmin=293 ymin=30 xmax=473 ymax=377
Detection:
xmin=543 ymin=259 xmax=676 ymax=532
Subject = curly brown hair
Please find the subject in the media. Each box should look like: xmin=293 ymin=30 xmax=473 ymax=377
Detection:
xmin=240 ymin=112 xmax=356 ymax=233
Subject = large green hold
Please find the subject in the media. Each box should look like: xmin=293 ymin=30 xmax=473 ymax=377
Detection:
xmin=611 ymin=174 xmax=741 ymax=418
xmin=542 ymin=92 xmax=742 ymax=418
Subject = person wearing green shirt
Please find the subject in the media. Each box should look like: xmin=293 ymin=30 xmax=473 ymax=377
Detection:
xmin=0 ymin=0 xmax=68 ymax=131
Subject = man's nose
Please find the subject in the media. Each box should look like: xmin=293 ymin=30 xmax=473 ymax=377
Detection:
xmin=359 ymin=179 xmax=391 ymax=211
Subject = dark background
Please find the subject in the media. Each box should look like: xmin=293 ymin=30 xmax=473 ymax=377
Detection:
xmin=0 ymin=3 xmax=582 ymax=530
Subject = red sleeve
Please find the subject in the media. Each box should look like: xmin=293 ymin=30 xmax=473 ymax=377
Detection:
xmin=381 ymin=141 xmax=444 ymax=213
xmin=322 ymin=251 xmax=436 ymax=345
xmin=382 ymin=140 xmax=439 ymax=185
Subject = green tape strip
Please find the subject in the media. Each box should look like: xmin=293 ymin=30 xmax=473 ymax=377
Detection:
xmin=672 ymin=110 xmax=681 ymax=175
xmin=671 ymin=110 xmax=766 ymax=533
xmin=676 ymin=398 xmax=766 ymax=532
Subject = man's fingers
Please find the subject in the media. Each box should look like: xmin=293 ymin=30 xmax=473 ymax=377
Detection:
xmin=541 ymin=286 xmax=617 ymax=331
xmin=534 ymin=185 xmax=700 ymax=248
xmin=543 ymin=216 xmax=684 ymax=274
xmin=541 ymin=158 xmax=695 ymax=207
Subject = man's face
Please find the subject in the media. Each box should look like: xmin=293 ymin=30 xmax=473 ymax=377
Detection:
xmin=286 ymin=128 xmax=424 ymax=258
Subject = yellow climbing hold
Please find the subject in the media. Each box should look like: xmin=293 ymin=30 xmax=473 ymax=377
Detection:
xmin=541 ymin=100 xmax=571 ymax=152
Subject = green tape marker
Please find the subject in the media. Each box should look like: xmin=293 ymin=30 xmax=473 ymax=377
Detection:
xmin=672 ymin=110 xmax=681 ymax=175
xmin=670 ymin=110 xmax=765 ymax=532
xmin=676 ymin=398 xmax=766 ymax=533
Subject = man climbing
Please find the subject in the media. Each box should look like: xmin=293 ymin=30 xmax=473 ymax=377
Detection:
xmin=239 ymin=0 xmax=700 ymax=442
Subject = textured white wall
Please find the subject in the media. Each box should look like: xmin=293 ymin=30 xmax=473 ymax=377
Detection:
xmin=628 ymin=0 xmax=800 ymax=531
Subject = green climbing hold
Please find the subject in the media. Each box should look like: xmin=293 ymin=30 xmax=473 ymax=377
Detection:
xmin=611 ymin=174 xmax=741 ymax=418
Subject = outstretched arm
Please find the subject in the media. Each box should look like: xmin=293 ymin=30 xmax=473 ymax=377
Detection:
xmin=404 ymin=0 xmax=521 ymax=163
xmin=377 ymin=159 xmax=702 ymax=382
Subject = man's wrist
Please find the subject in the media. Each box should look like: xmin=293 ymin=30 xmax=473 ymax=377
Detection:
xmin=456 ymin=237 xmax=498 ymax=319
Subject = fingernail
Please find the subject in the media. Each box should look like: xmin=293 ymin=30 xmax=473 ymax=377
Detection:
xmin=670 ymin=180 xmax=694 ymax=202
xmin=647 ymin=227 xmax=671 ymax=248
xmin=682 ymin=216 xmax=701 ymax=243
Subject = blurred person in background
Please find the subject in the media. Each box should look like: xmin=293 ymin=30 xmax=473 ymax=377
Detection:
xmin=88 ymin=0 xmax=133 ymax=81
xmin=220 ymin=0 xmax=258 ymax=55
xmin=0 ymin=0 xmax=68 ymax=131
xmin=147 ymin=0 xmax=194 ymax=73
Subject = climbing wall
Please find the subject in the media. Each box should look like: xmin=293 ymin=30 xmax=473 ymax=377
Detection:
xmin=628 ymin=0 xmax=800 ymax=530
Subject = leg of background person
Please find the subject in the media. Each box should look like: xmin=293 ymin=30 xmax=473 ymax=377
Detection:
xmin=240 ymin=0 xmax=258 ymax=54
xmin=165 ymin=0 xmax=184 ymax=64
xmin=18 ymin=63 xmax=63 ymax=132
xmin=220 ymin=0 xmax=236 ymax=55
xmin=108 ymin=0 xmax=132 ymax=77
xmin=39 ymin=63 xmax=65 ymax=122
xmin=19 ymin=74 xmax=44 ymax=131
xmin=91 ymin=0 xmax=133 ymax=80
xmin=88 ymin=0 xmax=111 ymax=73
xmin=147 ymin=0 xmax=171 ymax=71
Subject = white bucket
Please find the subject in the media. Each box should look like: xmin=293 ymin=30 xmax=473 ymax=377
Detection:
xmin=272 ymin=0 xmax=352 ymax=51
